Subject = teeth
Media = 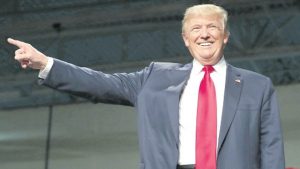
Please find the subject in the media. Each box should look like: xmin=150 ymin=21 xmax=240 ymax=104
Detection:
xmin=198 ymin=42 xmax=212 ymax=46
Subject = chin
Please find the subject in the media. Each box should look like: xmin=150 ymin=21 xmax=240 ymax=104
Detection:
xmin=198 ymin=55 xmax=214 ymax=60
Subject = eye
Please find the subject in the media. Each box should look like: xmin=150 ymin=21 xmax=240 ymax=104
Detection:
xmin=191 ymin=26 xmax=201 ymax=32
xmin=207 ymin=24 xmax=221 ymax=31
xmin=208 ymin=25 xmax=217 ymax=29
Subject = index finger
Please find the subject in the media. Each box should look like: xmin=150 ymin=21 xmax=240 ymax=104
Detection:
xmin=7 ymin=38 xmax=27 ymax=49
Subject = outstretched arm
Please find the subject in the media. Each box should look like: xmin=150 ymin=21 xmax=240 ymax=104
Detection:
xmin=7 ymin=38 xmax=152 ymax=106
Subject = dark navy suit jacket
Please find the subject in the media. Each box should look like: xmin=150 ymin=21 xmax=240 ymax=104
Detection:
xmin=40 ymin=59 xmax=285 ymax=169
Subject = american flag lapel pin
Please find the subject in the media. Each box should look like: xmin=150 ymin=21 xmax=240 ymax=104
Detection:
xmin=235 ymin=79 xmax=241 ymax=84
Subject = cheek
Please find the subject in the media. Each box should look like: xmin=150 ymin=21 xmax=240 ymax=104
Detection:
xmin=184 ymin=36 xmax=196 ymax=47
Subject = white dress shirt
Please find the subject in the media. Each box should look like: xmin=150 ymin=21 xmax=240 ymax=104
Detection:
xmin=178 ymin=57 xmax=227 ymax=165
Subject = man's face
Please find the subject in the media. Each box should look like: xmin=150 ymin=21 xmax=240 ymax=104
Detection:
xmin=182 ymin=14 xmax=229 ymax=65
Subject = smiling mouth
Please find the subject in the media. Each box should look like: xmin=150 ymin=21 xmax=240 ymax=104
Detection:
xmin=197 ymin=42 xmax=213 ymax=47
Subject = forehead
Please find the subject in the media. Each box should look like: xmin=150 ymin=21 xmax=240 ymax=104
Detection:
xmin=186 ymin=14 xmax=223 ymax=26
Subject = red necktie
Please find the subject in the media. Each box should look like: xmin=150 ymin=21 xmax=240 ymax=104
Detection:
xmin=196 ymin=65 xmax=217 ymax=169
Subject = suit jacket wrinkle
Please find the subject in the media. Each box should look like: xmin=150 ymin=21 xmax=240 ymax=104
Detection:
xmin=39 ymin=59 xmax=285 ymax=169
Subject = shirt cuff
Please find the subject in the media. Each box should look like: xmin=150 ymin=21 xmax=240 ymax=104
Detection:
xmin=38 ymin=57 xmax=54 ymax=79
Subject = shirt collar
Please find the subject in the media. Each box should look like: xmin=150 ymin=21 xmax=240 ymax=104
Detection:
xmin=191 ymin=57 xmax=227 ymax=75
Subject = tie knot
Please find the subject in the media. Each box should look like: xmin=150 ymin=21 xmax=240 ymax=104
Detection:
xmin=202 ymin=65 xmax=214 ymax=74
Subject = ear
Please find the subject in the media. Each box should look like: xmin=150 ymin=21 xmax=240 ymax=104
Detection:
xmin=182 ymin=32 xmax=189 ymax=47
xmin=223 ymin=31 xmax=230 ymax=44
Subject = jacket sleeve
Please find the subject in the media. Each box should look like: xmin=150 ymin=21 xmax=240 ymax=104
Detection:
xmin=38 ymin=59 xmax=153 ymax=106
xmin=260 ymin=78 xmax=285 ymax=169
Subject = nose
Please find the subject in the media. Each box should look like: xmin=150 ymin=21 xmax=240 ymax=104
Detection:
xmin=200 ymin=28 xmax=210 ymax=39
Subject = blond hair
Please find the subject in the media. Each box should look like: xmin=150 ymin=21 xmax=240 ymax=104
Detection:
xmin=182 ymin=4 xmax=229 ymax=34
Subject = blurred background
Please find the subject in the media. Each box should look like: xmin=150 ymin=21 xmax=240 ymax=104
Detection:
xmin=0 ymin=0 xmax=299 ymax=168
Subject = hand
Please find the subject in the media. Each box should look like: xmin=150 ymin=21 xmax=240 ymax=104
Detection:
xmin=7 ymin=38 xmax=48 ymax=70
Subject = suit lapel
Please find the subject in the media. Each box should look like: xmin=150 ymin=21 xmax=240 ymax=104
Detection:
xmin=218 ymin=64 xmax=243 ymax=152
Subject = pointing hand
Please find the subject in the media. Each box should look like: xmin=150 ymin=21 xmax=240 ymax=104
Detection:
xmin=7 ymin=38 xmax=48 ymax=70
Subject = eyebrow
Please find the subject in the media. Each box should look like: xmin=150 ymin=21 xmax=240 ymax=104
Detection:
xmin=190 ymin=23 xmax=221 ymax=28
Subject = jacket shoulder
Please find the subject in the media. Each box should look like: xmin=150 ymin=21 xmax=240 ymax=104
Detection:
xmin=229 ymin=64 xmax=271 ymax=82
xmin=149 ymin=61 xmax=192 ymax=71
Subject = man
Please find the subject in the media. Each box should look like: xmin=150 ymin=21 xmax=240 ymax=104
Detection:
xmin=7 ymin=4 xmax=284 ymax=169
